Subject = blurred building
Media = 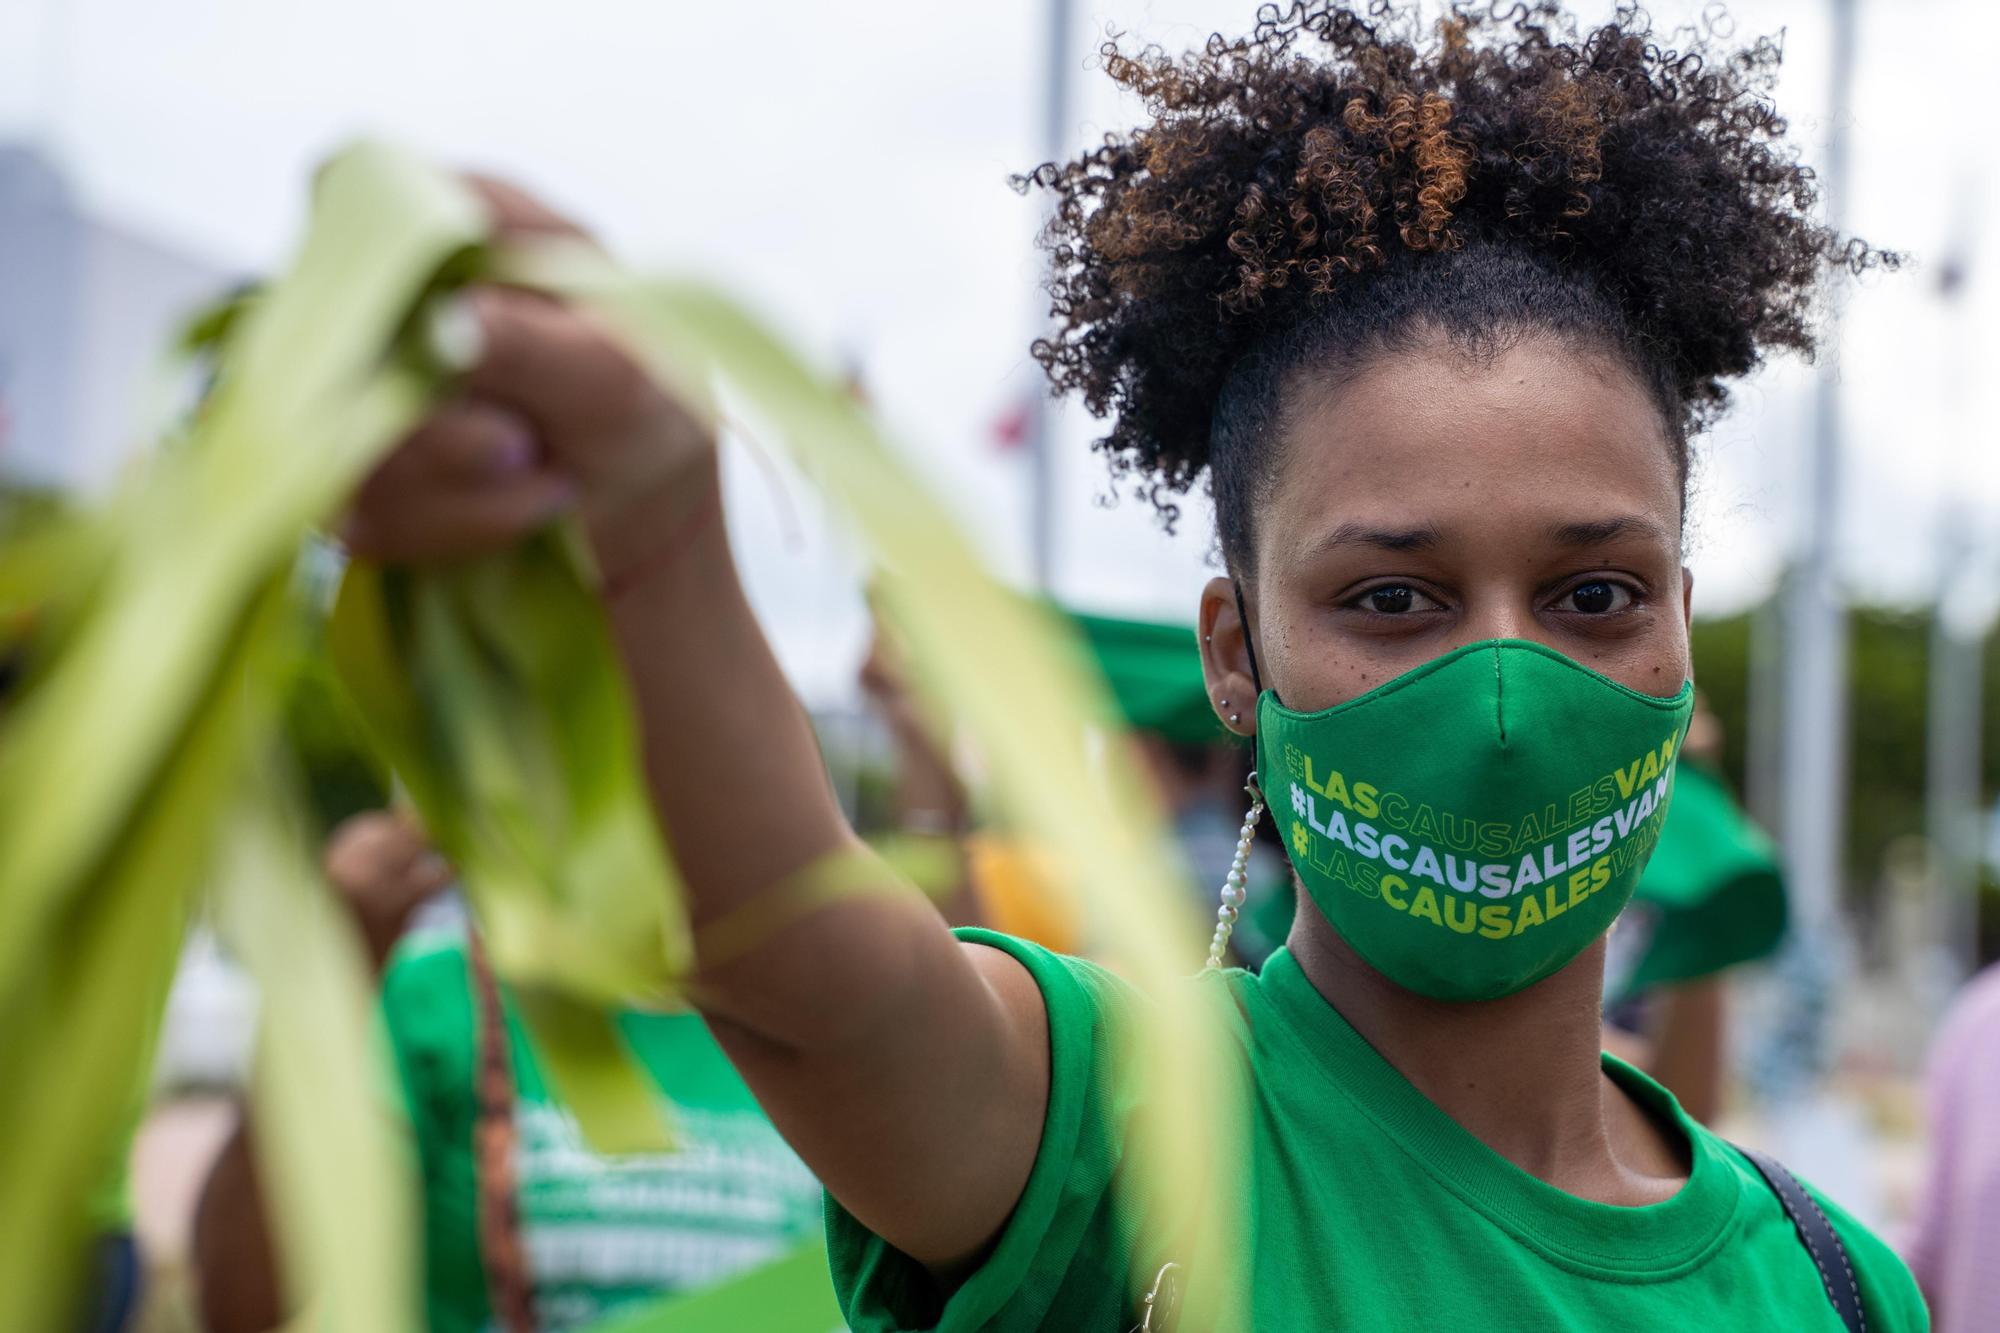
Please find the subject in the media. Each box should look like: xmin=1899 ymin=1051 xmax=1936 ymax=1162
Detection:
xmin=0 ymin=140 xmax=224 ymax=487
xmin=1 ymin=142 xmax=254 ymax=1093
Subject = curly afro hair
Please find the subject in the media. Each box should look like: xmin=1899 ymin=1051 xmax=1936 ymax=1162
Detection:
xmin=1023 ymin=1 xmax=1890 ymax=571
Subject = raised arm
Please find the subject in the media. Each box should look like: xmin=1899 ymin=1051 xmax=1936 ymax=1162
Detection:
xmin=342 ymin=184 xmax=1048 ymax=1273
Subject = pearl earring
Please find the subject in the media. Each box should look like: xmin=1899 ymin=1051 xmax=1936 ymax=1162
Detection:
xmin=1205 ymin=773 xmax=1265 ymax=970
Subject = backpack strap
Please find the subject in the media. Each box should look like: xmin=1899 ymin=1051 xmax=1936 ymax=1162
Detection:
xmin=1735 ymin=1145 xmax=1867 ymax=1333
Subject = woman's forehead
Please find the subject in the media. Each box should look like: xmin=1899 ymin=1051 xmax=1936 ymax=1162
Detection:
xmin=1264 ymin=338 xmax=1682 ymax=554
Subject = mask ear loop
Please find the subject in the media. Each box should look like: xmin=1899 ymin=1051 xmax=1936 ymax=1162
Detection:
xmin=1206 ymin=580 xmax=1267 ymax=971
xmin=1232 ymin=579 xmax=1265 ymax=696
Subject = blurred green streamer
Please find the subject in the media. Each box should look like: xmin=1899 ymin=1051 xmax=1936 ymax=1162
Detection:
xmin=0 ymin=142 xmax=1241 ymax=1331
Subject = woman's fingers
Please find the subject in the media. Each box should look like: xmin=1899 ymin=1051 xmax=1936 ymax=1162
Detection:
xmin=414 ymin=400 xmax=542 ymax=483
xmin=456 ymin=177 xmax=651 ymax=454
xmin=342 ymin=176 xmax=712 ymax=566
xmin=342 ymin=397 xmax=575 ymax=562
xmin=422 ymin=469 xmax=576 ymax=549
xmin=459 ymin=288 xmax=670 ymax=457
xmin=342 ymin=468 xmax=573 ymax=564
xmin=457 ymin=287 xmax=714 ymax=530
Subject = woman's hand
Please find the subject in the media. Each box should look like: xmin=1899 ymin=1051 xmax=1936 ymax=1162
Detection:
xmin=342 ymin=179 xmax=714 ymax=576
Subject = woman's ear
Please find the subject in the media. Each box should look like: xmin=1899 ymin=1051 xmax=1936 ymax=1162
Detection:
xmin=1198 ymin=576 xmax=1262 ymax=736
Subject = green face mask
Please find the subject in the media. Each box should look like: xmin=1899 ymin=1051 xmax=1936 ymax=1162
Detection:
xmin=1253 ymin=639 xmax=1694 ymax=1002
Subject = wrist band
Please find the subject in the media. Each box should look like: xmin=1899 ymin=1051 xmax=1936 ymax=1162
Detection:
xmin=600 ymin=479 xmax=724 ymax=601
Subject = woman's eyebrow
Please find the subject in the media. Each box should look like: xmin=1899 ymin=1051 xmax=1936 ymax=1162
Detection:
xmin=1310 ymin=521 xmax=1443 ymax=554
xmin=1545 ymin=515 xmax=1669 ymax=547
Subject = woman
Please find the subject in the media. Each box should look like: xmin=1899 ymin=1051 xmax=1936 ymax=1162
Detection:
xmin=347 ymin=4 xmax=1926 ymax=1327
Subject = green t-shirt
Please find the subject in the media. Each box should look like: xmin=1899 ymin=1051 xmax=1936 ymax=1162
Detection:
xmin=830 ymin=929 xmax=1925 ymax=1331
xmin=383 ymin=933 xmax=825 ymax=1332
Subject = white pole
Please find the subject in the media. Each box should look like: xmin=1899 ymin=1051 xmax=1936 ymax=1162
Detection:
xmin=1778 ymin=0 xmax=1859 ymax=938
xmin=1925 ymin=548 xmax=1984 ymax=986
xmin=1747 ymin=597 xmax=1784 ymax=835
xmin=1025 ymin=0 xmax=1073 ymax=592
xmin=1925 ymin=211 xmax=1983 ymax=989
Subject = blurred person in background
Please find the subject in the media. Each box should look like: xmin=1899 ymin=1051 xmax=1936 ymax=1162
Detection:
xmin=854 ymin=613 xmax=986 ymax=932
xmin=1905 ymin=963 xmax=2000 ymax=1333
xmin=192 ymin=809 xmax=826 ymax=1333
xmin=1603 ymin=695 xmax=1787 ymax=1121
xmin=927 ymin=610 xmax=1293 ymax=965
xmin=1069 ymin=612 xmax=1293 ymax=969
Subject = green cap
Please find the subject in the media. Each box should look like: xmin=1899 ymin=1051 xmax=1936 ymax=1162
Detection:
xmin=1069 ymin=610 xmax=1225 ymax=748
xmin=1620 ymin=762 xmax=1787 ymax=997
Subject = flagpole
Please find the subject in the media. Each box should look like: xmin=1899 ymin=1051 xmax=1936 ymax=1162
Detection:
xmin=1777 ymin=0 xmax=1859 ymax=940
xmin=1026 ymin=0 xmax=1073 ymax=591
xmin=1925 ymin=194 xmax=1982 ymax=991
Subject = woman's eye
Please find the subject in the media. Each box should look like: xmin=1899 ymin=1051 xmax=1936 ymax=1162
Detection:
xmin=1357 ymin=585 xmax=1438 ymax=615
xmin=1558 ymin=581 xmax=1632 ymax=615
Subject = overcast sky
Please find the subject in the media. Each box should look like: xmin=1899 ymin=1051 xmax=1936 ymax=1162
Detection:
xmin=2 ymin=0 xmax=1995 ymax=702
